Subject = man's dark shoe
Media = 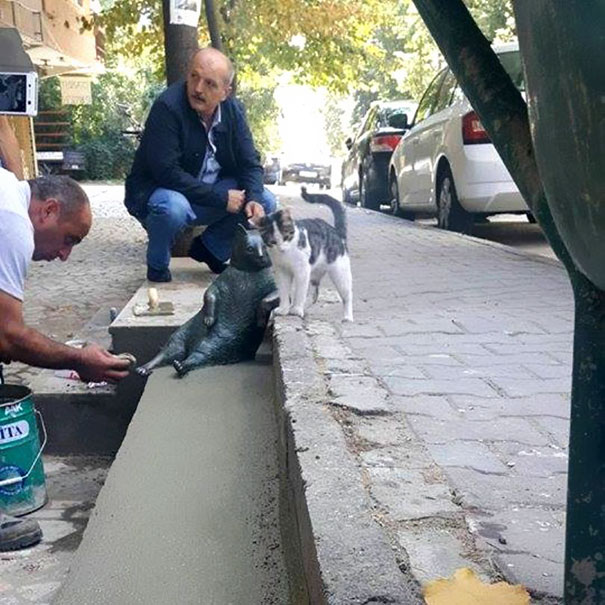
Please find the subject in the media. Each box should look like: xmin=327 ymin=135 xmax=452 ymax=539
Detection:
xmin=0 ymin=513 xmax=42 ymax=552
xmin=147 ymin=266 xmax=172 ymax=283
xmin=188 ymin=237 xmax=228 ymax=274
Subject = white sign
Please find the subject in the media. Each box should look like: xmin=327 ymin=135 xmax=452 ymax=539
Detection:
xmin=0 ymin=420 xmax=29 ymax=444
xmin=169 ymin=0 xmax=201 ymax=26
xmin=59 ymin=76 xmax=92 ymax=106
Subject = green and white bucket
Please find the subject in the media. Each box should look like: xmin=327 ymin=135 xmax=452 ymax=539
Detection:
xmin=0 ymin=384 xmax=47 ymax=516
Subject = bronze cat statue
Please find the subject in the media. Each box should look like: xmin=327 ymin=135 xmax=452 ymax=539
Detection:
xmin=136 ymin=225 xmax=277 ymax=378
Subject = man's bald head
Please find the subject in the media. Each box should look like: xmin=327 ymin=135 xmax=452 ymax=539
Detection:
xmin=189 ymin=47 xmax=235 ymax=85
xmin=186 ymin=47 xmax=235 ymax=122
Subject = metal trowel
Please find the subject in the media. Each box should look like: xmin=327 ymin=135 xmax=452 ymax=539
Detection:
xmin=132 ymin=287 xmax=175 ymax=316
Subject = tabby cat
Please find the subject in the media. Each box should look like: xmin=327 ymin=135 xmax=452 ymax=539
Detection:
xmin=257 ymin=186 xmax=353 ymax=322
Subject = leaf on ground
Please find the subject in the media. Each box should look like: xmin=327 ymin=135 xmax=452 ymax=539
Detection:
xmin=424 ymin=567 xmax=530 ymax=605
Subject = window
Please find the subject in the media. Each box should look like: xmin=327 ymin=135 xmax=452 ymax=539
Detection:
xmin=434 ymin=71 xmax=457 ymax=113
xmin=498 ymin=51 xmax=525 ymax=92
xmin=413 ymin=69 xmax=447 ymax=124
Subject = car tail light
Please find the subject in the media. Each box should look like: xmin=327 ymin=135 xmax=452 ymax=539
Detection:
xmin=462 ymin=111 xmax=490 ymax=144
xmin=370 ymin=134 xmax=402 ymax=153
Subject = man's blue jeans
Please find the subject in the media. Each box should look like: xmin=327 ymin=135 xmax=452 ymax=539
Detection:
xmin=145 ymin=178 xmax=277 ymax=271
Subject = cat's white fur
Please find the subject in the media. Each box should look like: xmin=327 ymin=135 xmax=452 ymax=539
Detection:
xmin=266 ymin=221 xmax=353 ymax=322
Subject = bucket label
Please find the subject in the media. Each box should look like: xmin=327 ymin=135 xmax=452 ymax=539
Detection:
xmin=0 ymin=420 xmax=29 ymax=443
xmin=4 ymin=403 xmax=23 ymax=418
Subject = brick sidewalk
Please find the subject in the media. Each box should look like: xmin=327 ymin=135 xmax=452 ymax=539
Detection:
xmin=4 ymin=184 xmax=146 ymax=385
xmin=288 ymin=193 xmax=570 ymax=601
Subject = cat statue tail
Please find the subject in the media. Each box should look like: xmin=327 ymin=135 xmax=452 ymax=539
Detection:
xmin=300 ymin=186 xmax=347 ymax=241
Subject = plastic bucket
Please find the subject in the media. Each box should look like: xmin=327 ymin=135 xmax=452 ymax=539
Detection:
xmin=0 ymin=384 xmax=47 ymax=516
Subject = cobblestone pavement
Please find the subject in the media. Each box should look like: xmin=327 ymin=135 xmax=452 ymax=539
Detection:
xmin=4 ymin=183 xmax=146 ymax=386
xmin=286 ymin=188 xmax=571 ymax=601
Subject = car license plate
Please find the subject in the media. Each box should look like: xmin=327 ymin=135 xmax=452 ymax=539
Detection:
xmin=299 ymin=170 xmax=318 ymax=178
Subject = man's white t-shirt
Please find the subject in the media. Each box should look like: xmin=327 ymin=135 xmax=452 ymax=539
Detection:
xmin=0 ymin=167 xmax=33 ymax=301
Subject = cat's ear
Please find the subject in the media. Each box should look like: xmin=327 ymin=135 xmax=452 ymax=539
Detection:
xmin=281 ymin=207 xmax=292 ymax=219
xmin=237 ymin=223 xmax=248 ymax=236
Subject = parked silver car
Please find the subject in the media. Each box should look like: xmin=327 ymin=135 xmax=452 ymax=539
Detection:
xmin=388 ymin=43 xmax=529 ymax=232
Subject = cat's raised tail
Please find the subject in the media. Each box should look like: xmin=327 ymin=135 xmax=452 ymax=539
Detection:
xmin=300 ymin=186 xmax=347 ymax=241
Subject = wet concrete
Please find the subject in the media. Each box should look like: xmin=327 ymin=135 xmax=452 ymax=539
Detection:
xmin=53 ymin=362 xmax=292 ymax=604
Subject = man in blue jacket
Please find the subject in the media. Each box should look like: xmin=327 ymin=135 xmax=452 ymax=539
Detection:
xmin=125 ymin=47 xmax=276 ymax=282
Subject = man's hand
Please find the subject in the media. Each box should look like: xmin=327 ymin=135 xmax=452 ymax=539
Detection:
xmin=75 ymin=344 xmax=131 ymax=383
xmin=226 ymin=189 xmax=246 ymax=213
xmin=245 ymin=201 xmax=266 ymax=225
xmin=0 ymin=116 xmax=24 ymax=179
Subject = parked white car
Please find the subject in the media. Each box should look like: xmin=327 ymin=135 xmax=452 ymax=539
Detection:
xmin=388 ymin=43 xmax=530 ymax=232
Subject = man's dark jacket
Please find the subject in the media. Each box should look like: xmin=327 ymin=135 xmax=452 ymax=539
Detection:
xmin=124 ymin=82 xmax=264 ymax=220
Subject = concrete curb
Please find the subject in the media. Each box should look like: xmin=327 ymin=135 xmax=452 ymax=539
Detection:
xmin=273 ymin=318 xmax=421 ymax=604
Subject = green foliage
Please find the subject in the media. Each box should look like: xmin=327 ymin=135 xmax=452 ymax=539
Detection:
xmin=38 ymin=68 xmax=162 ymax=180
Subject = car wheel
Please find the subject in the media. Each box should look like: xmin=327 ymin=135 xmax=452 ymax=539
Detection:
xmin=342 ymin=185 xmax=354 ymax=205
xmin=437 ymin=166 xmax=473 ymax=233
xmin=389 ymin=175 xmax=414 ymax=220
xmin=360 ymin=172 xmax=380 ymax=211
xmin=527 ymin=212 xmax=537 ymax=224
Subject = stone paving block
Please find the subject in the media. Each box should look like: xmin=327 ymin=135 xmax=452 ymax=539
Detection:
xmin=495 ymin=553 xmax=563 ymax=598
xmin=421 ymin=363 xmax=535 ymax=380
xmin=468 ymin=507 xmax=564 ymax=563
xmin=548 ymin=351 xmax=573 ymax=364
xmin=344 ymin=343 xmax=404 ymax=361
xmin=394 ymin=343 xmax=492 ymax=356
xmin=449 ymin=394 xmax=570 ymax=420
xmin=353 ymin=415 xmax=406 ymax=447
xmin=398 ymin=353 xmax=465 ymax=367
xmin=383 ymin=376 xmax=499 ymax=398
xmin=368 ymin=467 xmax=459 ymax=521
xmin=490 ymin=443 xmax=568 ymax=477
xmin=397 ymin=527 xmax=488 ymax=586
xmin=487 ymin=377 xmax=571 ymax=398
xmin=366 ymin=362 xmax=428 ymax=379
xmin=451 ymin=317 xmax=547 ymax=335
xmin=426 ymin=441 xmax=508 ymax=474
xmin=328 ymin=374 xmax=392 ymax=414
xmin=360 ymin=444 xmax=436 ymax=471
xmin=374 ymin=317 xmax=464 ymax=336
xmin=444 ymin=468 xmax=567 ymax=509
xmin=408 ymin=415 xmax=550 ymax=446
xmin=524 ymin=364 xmax=572 ymax=380
xmin=532 ymin=416 xmax=570 ymax=449
xmin=485 ymin=342 xmax=572 ymax=356
xmin=453 ymin=352 xmax=560 ymax=366
xmin=390 ymin=395 xmax=455 ymax=418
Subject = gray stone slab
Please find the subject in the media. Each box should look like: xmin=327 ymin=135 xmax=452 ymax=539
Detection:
xmin=533 ymin=416 xmax=570 ymax=449
xmin=327 ymin=374 xmax=392 ymax=414
xmin=390 ymin=395 xmax=455 ymax=418
xmin=468 ymin=507 xmax=565 ymax=563
xmin=487 ymin=377 xmax=571 ymax=398
xmin=496 ymin=552 xmax=563 ymax=597
xmin=426 ymin=441 xmax=508 ymax=474
xmin=397 ymin=527 xmax=488 ymax=585
xmin=490 ymin=443 xmax=568 ymax=477
xmin=383 ymin=376 xmax=499 ymax=398
xmin=408 ymin=415 xmax=551 ymax=446
xmin=368 ymin=467 xmax=459 ymax=520
xmin=449 ymin=394 xmax=570 ymax=420
xmin=444 ymin=467 xmax=567 ymax=509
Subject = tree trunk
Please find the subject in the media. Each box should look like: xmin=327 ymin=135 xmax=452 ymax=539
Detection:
xmin=411 ymin=0 xmax=605 ymax=600
xmin=161 ymin=0 xmax=199 ymax=85
xmin=204 ymin=0 xmax=223 ymax=51
xmin=566 ymin=273 xmax=605 ymax=601
xmin=513 ymin=1 xmax=605 ymax=291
